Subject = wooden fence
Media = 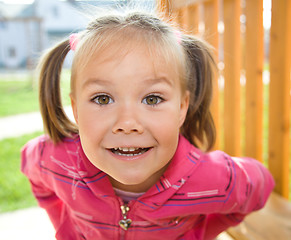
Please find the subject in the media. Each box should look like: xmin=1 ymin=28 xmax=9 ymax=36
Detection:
xmin=157 ymin=0 xmax=291 ymax=199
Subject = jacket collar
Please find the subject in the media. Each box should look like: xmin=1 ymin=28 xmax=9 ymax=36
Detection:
xmin=145 ymin=135 xmax=202 ymax=198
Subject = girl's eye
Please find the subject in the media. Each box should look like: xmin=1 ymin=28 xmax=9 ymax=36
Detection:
xmin=142 ymin=95 xmax=163 ymax=106
xmin=92 ymin=95 xmax=113 ymax=105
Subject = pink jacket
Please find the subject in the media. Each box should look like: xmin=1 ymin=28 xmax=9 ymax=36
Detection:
xmin=21 ymin=134 xmax=274 ymax=240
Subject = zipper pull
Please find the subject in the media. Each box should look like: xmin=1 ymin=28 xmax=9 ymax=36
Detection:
xmin=119 ymin=204 xmax=132 ymax=230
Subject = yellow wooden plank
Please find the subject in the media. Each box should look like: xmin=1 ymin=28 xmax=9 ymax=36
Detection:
xmin=223 ymin=0 xmax=241 ymax=156
xmin=245 ymin=0 xmax=264 ymax=162
xmin=268 ymin=0 xmax=291 ymax=198
xmin=172 ymin=0 xmax=209 ymax=10
xmin=203 ymin=0 xmax=218 ymax=47
xmin=216 ymin=232 xmax=234 ymax=240
xmin=204 ymin=0 xmax=219 ymax=150
xmin=185 ymin=4 xmax=200 ymax=34
xmin=156 ymin=0 xmax=171 ymax=17
xmin=227 ymin=193 xmax=291 ymax=239
xmin=176 ymin=7 xmax=188 ymax=28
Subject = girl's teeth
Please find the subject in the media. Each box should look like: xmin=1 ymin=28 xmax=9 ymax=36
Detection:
xmin=117 ymin=147 xmax=139 ymax=152
xmin=120 ymin=147 xmax=129 ymax=151
xmin=111 ymin=147 xmax=149 ymax=156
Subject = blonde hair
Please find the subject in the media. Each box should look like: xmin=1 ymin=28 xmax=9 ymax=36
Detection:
xmin=38 ymin=10 xmax=216 ymax=151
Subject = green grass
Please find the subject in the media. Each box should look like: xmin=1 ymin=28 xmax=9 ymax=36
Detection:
xmin=0 ymin=71 xmax=71 ymax=117
xmin=0 ymin=131 xmax=43 ymax=213
xmin=0 ymin=79 xmax=39 ymax=116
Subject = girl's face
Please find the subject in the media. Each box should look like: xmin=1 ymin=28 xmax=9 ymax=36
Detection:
xmin=71 ymin=43 xmax=189 ymax=192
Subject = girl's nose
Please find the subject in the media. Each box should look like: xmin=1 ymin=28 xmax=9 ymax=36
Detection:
xmin=112 ymin=106 xmax=144 ymax=134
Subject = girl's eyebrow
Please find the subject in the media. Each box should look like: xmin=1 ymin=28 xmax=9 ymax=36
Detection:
xmin=82 ymin=78 xmax=111 ymax=89
xmin=143 ymin=77 xmax=173 ymax=87
xmin=82 ymin=77 xmax=173 ymax=89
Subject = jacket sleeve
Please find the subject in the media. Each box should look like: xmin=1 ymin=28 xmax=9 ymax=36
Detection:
xmin=21 ymin=137 xmax=63 ymax=230
xmin=204 ymin=153 xmax=275 ymax=239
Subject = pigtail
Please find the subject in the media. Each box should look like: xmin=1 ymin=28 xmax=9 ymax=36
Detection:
xmin=180 ymin=35 xmax=216 ymax=151
xmin=38 ymin=39 xmax=78 ymax=143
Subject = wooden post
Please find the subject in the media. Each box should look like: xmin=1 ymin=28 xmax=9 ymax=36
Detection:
xmin=223 ymin=0 xmax=241 ymax=156
xmin=176 ymin=7 xmax=188 ymax=29
xmin=204 ymin=0 xmax=219 ymax=150
xmin=268 ymin=0 xmax=291 ymax=198
xmin=157 ymin=0 xmax=171 ymax=17
xmin=185 ymin=4 xmax=200 ymax=35
xmin=245 ymin=0 xmax=264 ymax=162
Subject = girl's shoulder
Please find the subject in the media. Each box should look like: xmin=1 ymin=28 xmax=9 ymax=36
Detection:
xmin=181 ymin=142 xmax=274 ymax=213
xmin=21 ymin=134 xmax=84 ymax=180
xmin=178 ymin=135 xmax=271 ymax=179
xmin=196 ymin=148 xmax=272 ymax=186
xmin=179 ymin=135 xmax=274 ymax=191
xmin=22 ymin=134 xmax=80 ymax=155
xmin=21 ymin=134 xmax=81 ymax=168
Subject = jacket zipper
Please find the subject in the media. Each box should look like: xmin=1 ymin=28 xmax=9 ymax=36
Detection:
xmin=118 ymin=198 xmax=133 ymax=240
xmin=119 ymin=204 xmax=132 ymax=230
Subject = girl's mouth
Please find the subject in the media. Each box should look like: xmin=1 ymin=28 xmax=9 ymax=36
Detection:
xmin=110 ymin=147 xmax=151 ymax=157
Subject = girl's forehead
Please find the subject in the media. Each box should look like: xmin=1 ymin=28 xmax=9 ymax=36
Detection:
xmin=82 ymin=39 xmax=179 ymax=75
xmin=72 ymin=32 xmax=186 ymax=93
xmin=87 ymin=52 xmax=171 ymax=86
xmin=97 ymin=45 xmax=158 ymax=65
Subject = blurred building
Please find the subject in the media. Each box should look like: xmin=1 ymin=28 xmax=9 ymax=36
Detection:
xmin=0 ymin=0 xmax=154 ymax=69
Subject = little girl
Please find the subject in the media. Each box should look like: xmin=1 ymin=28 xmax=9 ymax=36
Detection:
xmin=21 ymin=9 xmax=274 ymax=240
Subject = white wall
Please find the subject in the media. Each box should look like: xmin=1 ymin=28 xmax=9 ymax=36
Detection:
xmin=0 ymin=21 xmax=26 ymax=68
xmin=35 ymin=0 xmax=87 ymax=33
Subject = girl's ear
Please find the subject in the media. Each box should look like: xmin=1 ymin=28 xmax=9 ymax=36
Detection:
xmin=70 ymin=93 xmax=79 ymax=125
xmin=179 ymin=90 xmax=190 ymax=127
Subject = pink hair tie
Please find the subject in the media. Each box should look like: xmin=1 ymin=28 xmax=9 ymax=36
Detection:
xmin=174 ymin=30 xmax=182 ymax=44
xmin=69 ymin=33 xmax=79 ymax=51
